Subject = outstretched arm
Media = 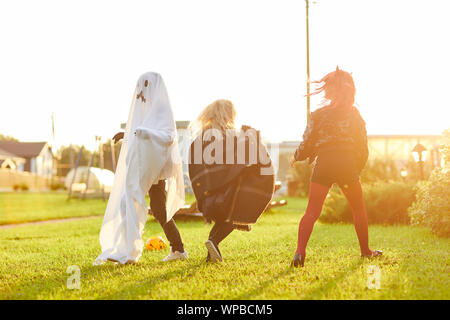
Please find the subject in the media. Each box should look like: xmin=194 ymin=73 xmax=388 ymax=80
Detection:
xmin=290 ymin=115 xmax=317 ymax=167
xmin=135 ymin=127 xmax=175 ymax=146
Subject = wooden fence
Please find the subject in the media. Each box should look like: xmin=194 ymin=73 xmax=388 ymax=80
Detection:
xmin=0 ymin=169 xmax=51 ymax=190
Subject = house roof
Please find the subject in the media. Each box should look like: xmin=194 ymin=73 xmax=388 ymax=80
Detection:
xmin=0 ymin=147 xmax=19 ymax=158
xmin=0 ymin=147 xmax=26 ymax=162
xmin=0 ymin=141 xmax=48 ymax=158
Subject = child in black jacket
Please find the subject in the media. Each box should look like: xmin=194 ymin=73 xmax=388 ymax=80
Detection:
xmin=290 ymin=67 xmax=382 ymax=267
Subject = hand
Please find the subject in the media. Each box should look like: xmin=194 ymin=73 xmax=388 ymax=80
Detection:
xmin=135 ymin=128 xmax=151 ymax=140
xmin=289 ymin=156 xmax=296 ymax=168
xmin=112 ymin=132 xmax=124 ymax=144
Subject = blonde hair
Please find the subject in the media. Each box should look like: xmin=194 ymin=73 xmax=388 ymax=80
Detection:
xmin=190 ymin=99 xmax=237 ymax=136
xmin=309 ymin=66 xmax=356 ymax=108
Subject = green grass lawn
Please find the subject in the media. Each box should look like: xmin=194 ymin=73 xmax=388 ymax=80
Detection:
xmin=0 ymin=192 xmax=107 ymax=225
xmin=0 ymin=195 xmax=448 ymax=299
xmin=0 ymin=192 xmax=196 ymax=225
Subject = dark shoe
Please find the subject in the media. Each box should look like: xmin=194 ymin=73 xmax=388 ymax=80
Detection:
xmin=290 ymin=253 xmax=305 ymax=268
xmin=205 ymin=240 xmax=223 ymax=262
xmin=361 ymin=250 xmax=383 ymax=258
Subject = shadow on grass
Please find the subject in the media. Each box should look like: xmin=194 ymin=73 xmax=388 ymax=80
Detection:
xmin=300 ymin=259 xmax=364 ymax=299
xmin=1 ymin=254 xmax=204 ymax=300
xmin=232 ymin=267 xmax=295 ymax=300
xmin=232 ymin=258 xmax=365 ymax=300
xmin=3 ymin=236 xmax=51 ymax=240
xmin=95 ymin=260 xmax=204 ymax=299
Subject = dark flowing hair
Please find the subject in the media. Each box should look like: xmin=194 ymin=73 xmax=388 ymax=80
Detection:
xmin=309 ymin=66 xmax=356 ymax=108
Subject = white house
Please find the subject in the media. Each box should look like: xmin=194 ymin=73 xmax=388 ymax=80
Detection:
xmin=0 ymin=147 xmax=26 ymax=171
xmin=0 ymin=141 xmax=53 ymax=177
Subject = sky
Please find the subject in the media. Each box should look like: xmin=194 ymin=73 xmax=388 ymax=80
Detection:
xmin=1 ymin=0 xmax=449 ymax=151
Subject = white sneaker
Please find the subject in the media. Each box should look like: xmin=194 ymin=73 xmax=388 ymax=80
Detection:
xmin=162 ymin=249 xmax=189 ymax=262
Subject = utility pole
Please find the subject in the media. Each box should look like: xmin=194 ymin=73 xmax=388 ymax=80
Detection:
xmin=110 ymin=139 xmax=116 ymax=172
xmin=98 ymin=136 xmax=106 ymax=201
xmin=82 ymin=146 xmax=95 ymax=200
xmin=305 ymin=0 xmax=311 ymax=123
xmin=51 ymin=112 xmax=57 ymax=179
xmin=67 ymin=146 xmax=83 ymax=200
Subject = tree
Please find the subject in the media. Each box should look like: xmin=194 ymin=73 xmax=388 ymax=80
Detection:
xmin=408 ymin=129 xmax=450 ymax=237
xmin=57 ymin=145 xmax=93 ymax=176
xmin=0 ymin=134 xmax=19 ymax=141
xmin=101 ymin=139 xmax=121 ymax=172
xmin=56 ymin=140 xmax=122 ymax=176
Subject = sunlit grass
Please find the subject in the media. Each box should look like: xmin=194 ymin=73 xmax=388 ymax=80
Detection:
xmin=0 ymin=192 xmax=196 ymax=225
xmin=0 ymin=196 xmax=448 ymax=300
xmin=0 ymin=192 xmax=107 ymax=225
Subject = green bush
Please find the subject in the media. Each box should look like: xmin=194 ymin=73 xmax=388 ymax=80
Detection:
xmin=13 ymin=183 xmax=29 ymax=191
xmin=360 ymin=157 xmax=432 ymax=183
xmin=290 ymin=160 xmax=313 ymax=197
xmin=408 ymin=129 xmax=450 ymax=237
xmin=290 ymin=155 xmax=419 ymax=197
xmin=50 ymin=181 xmax=66 ymax=191
xmin=320 ymin=181 xmax=416 ymax=225
xmin=408 ymin=169 xmax=450 ymax=237
xmin=360 ymin=157 xmax=400 ymax=183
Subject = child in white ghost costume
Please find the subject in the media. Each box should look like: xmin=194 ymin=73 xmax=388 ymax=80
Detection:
xmin=94 ymin=72 xmax=187 ymax=265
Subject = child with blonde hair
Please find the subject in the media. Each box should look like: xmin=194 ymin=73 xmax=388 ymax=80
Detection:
xmin=189 ymin=99 xmax=274 ymax=262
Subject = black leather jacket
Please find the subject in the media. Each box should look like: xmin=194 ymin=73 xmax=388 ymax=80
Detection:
xmin=294 ymin=105 xmax=369 ymax=172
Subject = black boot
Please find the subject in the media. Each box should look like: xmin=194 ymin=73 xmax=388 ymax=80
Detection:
xmin=290 ymin=253 xmax=305 ymax=268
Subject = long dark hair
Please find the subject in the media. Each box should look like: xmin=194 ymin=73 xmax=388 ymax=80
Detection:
xmin=309 ymin=66 xmax=356 ymax=108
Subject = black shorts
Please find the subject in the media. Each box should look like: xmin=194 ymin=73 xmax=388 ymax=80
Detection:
xmin=311 ymin=150 xmax=360 ymax=188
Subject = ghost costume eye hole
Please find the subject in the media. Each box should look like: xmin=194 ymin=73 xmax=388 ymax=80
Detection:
xmin=144 ymin=80 xmax=148 ymax=87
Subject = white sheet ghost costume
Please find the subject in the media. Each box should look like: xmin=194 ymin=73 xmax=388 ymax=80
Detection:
xmin=94 ymin=72 xmax=185 ymax=265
